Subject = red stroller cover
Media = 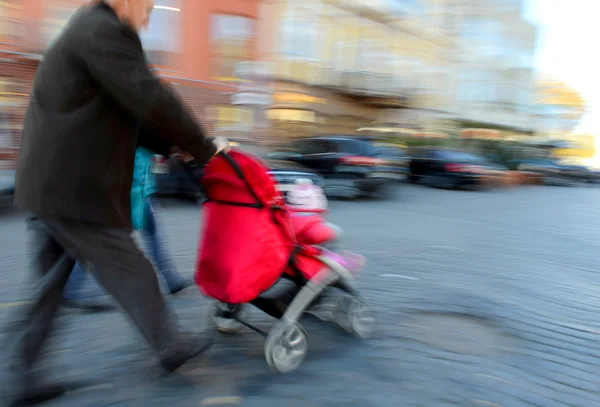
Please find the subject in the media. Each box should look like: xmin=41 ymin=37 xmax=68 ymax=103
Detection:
xmin=290 ymin=214 xmax=338 ymax=246
xmin=196 ymin=149 xmax=299 ymax=304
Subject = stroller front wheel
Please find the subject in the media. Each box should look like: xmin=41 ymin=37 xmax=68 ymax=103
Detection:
xmin=265 ymin=321 xmax=308 ymax=373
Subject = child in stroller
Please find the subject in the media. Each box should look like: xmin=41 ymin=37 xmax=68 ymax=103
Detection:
xmin=286 ymin=178 xmax=367 ymax=264
xmin=196 ymin=149 xmax=374 ymax=373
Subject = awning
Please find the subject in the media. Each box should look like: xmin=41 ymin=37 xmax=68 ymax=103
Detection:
xmin=414 ymin=132 xmax=448 ymax=139
xmin=357 ymin=127 xmax=416 ymax=135
xmin=461 ymin=128 xmax=503 ymax=140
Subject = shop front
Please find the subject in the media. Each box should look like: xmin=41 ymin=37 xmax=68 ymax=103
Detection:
xmin=202 ymin=61 xmax=274 ymax=143
xmin=265 ymin=81 xmax=420 ymax=145
xmin=265 ymin=83 xmax=328 ymax=146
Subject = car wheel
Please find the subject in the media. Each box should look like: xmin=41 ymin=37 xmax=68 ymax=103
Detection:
xmin=346 ymin=185 xmax=362 ymax=200
xmin=324 ymin=184 xmax=360 ymax=201
xmin=368 ymin=184 xmax=397 ymax=200
xmin=427 ymin=174 xmax=451 ymax=189
xmin=408 ymin=173 xmax=421 ymax=184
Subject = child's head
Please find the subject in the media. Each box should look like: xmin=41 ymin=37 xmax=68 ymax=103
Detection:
xmin=287 ymin=179 xmax=328 ymax=212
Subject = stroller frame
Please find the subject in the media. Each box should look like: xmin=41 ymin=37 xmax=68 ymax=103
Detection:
xmin=212 ymin=253 xmax=374 ymax=373
xmin=219 ymin=253 xmax=357 ymax=334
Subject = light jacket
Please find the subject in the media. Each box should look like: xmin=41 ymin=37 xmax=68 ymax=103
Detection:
xmin=130 ymin=147 xmax=157 ymax=230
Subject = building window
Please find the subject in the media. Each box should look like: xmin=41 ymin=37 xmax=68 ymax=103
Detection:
xmin=211 ymin=14 xmax=255 ymax=80
xmin=358 ymin=36 xmax=393 ymax=74
xmin=42 ymin=1 xmax=87 ymax=47
xmin=140 ymin=0 xmax=182 ymax=67
xmin=267 ymin=109 xmax=315 ymax=123
xmin=421 ymin=68 xmax=451 ymax=95
xmin=208 ymin=105 xmax=253 ymax=131
xmin=280 ymin=5 xmax=319 ymax=60
xmin=42 ymin=1 xmax=181 ymax=66
xmin=0 ymin=0 xmax=26 ymax=44
xmin=0 ymin=77 xmax=28 ymax=148
xmin=388 ymin=0 xmax=425 ymax=17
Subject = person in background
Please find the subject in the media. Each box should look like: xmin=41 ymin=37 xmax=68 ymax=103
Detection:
xmin=4 ymin=0 xmax=229 ymax=404
xmin=63 ymin=146 xmax=192 ymax=311
xmin=130 ymin=147 xmax=192 ymax=295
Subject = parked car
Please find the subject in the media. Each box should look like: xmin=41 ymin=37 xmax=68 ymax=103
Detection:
xmin=153 ymin=154 xmax=204 ymax=201
xmin=267 ymin=159 xmax=325 ymax=199
xmin=153 ymin=140 xmax=324 ymax=202
xmin=560 ymin=164 xmax=600 ymax=184
xmin=0 ymin=169 xmax=15 ymax=214
xmin=270 ymin=135 xmax=399 ymax=198
xmin=587 ymin=169 xmax=600 ymax=184
xmin=0 ymin=169 xmax=15 ymax=193
xmin=372 ymin=142 xmax=409 ymax=181
xmin=408 ymin=148 xmax=497 ymax=190
xmin=509 ymin=158 xmax=595 ymax=186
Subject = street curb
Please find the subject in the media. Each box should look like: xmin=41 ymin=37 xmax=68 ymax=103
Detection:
xmin=481 ymin=171 xmax=543 ymax=188
xmin=514 ymin=171 xmax=544 ymax=186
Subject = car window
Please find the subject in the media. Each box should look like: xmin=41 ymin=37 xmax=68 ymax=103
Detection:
xmin=436 ymin=150 xmax=487 ymax=163
xmin=409 ymin=147 xmax=434 ymax=158
xmin=293 ymin=139 xmax=331 ymax=154
xmin=333 ymin=139 xmax=373 ymax=155
xmin=375 ymin=147 xmax=405 ymax=157
xmin=266 ymin=159 xmax=313 ymax=172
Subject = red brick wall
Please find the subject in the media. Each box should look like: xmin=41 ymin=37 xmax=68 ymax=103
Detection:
xmin=168 ymin=81 xmax=231 ymax=136
xmin=0 ymin=57 xmax=37 ymax=168
xmin=166 ymin=78 xmax=271 ymax=145
xmin=0 ymin=58 xmax=247 ymax=168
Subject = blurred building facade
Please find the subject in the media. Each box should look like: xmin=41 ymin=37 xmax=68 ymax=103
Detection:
xmin=0 ymin=0 xmax=267 ymax=169
xmin=0 ymin=0 xmax=31 ymax=168
xmin=451 ymin=0 xmax=538 ymax=137
xmin=258 ymin=0 xmax=460 ymax=141
xmin=257 ymin=0 xmax=539 ymax=142
xmin=0 ymin=0 xmax=540 ymax=168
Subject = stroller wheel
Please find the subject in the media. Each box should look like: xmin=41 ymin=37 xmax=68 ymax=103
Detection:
xmin=265 ymin=321 xmax=308 ymax=373
xmin=211 ymin=302 xmax=245 ymax=334
xmin=336 ymin=296 xmax=376 ymax=339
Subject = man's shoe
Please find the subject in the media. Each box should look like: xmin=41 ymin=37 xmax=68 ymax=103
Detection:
xmin=61 ymin=299 xmax=116 ymax=313
xmin=160 ymin=332 xmax=214 ymax=372
xmin=7 ymin=384 xmax=66 ymax=406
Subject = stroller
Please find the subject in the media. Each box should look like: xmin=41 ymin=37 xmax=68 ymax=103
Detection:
xmin=195 ymin=149 xmax=375 ymax=373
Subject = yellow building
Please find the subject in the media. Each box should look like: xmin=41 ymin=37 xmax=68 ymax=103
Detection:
xmin=257 ymin=0 xmax=459 ymax=141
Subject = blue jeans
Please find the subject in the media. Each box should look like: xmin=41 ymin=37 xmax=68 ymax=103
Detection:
xmin=63 ymin=198 xmax=186 ymax=300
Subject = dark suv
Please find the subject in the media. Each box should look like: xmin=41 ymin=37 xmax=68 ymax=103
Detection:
xmin=408 ymin=148 xmax=497 ymax=190
xmin=271 ymin=136 xmax=397 ymax=198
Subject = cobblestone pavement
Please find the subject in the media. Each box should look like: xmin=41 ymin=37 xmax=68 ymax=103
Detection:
xmin=2 ymin=185 xmax=600 ymax=406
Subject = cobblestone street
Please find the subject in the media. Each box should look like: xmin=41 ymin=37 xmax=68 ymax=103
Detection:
xmin=2 ymin=184 xmax=600 ymax=406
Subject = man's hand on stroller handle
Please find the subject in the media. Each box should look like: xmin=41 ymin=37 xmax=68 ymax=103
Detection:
xmin=171 ymin=137 xmax=230 ymax=163
xmin=212 ymin=136 xmax=231 ymax=157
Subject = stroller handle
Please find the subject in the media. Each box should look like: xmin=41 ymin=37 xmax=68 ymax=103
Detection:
xmin=177 ymin=149 xmax=232 ymax=189
xmin=218 ymin=150 xmax=265 ymax=208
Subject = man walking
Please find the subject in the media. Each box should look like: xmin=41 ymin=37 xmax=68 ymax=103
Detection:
xmin=5 ymin=0 xmax=227 ymax=404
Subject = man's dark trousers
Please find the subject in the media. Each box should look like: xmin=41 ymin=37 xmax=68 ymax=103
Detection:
xmin=7 ymin=214 xmax=179 ymax=394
